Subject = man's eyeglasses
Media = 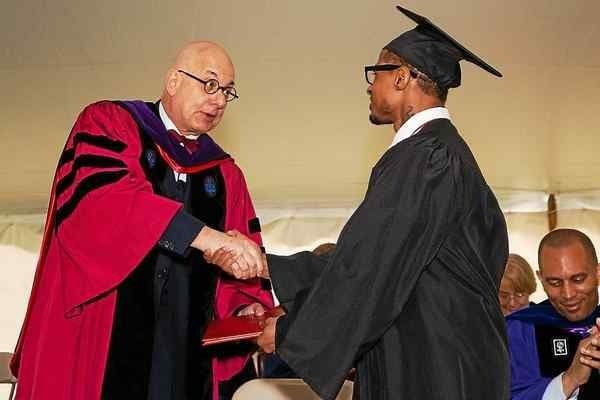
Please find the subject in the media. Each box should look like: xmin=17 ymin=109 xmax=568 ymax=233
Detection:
xmin=177 ymin=69 xmax=239 ymax=102
xmin=364 ymin=64 xmax=434 ymax=86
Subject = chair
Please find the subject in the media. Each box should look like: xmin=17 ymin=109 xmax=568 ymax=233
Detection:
xmin=0 ymin=353 xmax=16 ymax=400
xmin=232 ymin=378 xmax=353 ymax=400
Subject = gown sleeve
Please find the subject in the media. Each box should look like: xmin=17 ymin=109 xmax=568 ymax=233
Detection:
xmin=267 ymin=251 xmax=331 ymax=308
xmin=54 ymin=101 xmax=182 ymax=314
xmin=507 ymin=319 xmax=553 ymax=400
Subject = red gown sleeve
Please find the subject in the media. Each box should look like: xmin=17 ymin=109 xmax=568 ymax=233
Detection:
xmin=54 ymin=101 xmax=182 ymax=314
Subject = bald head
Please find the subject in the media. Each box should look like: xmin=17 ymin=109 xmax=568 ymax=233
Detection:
xmin=538 ymin=229 xmax=597 ymax=271
xmin=170 ymin=41 xmax=234 ymax=80
xmin=161 ymin=41 xmax=236 ymax=135
xmin=537 ymin=228 xmax=600 ymax=321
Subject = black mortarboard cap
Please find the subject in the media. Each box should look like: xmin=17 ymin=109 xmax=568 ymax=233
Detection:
xmin=385 ymin=6 xmax=502 ymax=90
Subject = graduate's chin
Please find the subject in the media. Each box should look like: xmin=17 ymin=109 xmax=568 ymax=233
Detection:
xmin=369 ymin=114 xmax=386 ymax=125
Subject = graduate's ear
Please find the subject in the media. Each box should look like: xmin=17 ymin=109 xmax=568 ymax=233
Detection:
xmin=393 ymin=66 xmax=410 ymax=90
xmin=165 ymin=69 xmax=180 ymax=96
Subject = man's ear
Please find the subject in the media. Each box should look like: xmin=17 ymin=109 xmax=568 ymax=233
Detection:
xmin=536 ymin=269 xmax=543 ymax=282
xmin=165 ymin=69 xmax=180 ymax=96
xmin=595 ymin=263 xmax=600 ymax=281
xmin=394 ymin=67 xmax=410 ymax=90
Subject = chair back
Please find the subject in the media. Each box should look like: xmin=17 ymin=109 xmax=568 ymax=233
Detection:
xmin=0 ymin=353 xmax=16 ymax=400
xmin=0 ymin=353 xmax=16 ymax=384
xmin=232 ymin=378 xmax=353 ymax=400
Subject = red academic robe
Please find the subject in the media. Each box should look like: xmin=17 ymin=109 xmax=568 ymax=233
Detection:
xmin=11 ymin=101 xmax=273 ymax=400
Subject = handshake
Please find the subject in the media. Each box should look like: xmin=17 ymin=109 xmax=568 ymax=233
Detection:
xmin=194 ymin=226 xmax=279 ymax=353
xmin=192 ymin=226 xmax=269 ymax=279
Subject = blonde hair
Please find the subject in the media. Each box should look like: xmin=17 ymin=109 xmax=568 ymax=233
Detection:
xmin=503 ymin=254 xmax=537 ymax=294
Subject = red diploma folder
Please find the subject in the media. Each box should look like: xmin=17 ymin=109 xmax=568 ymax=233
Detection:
xmin=202 ymin=308 xmax=281 ymax=347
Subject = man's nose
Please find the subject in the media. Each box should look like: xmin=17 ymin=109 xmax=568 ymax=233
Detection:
xmin=211 ymin=90 xmax=227 ymax=107
xmin=561 ymin=283 xmax=576 ymax=300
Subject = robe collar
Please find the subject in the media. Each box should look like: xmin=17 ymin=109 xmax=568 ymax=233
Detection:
xmin=508 ymin=300 xmax=600 ymax=336
xmin=117 ymin=100 xmax=229 ymax=169
xmin=390 ymin=106 xmax=451 ymax=148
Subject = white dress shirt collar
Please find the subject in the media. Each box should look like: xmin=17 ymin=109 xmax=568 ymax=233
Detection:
xmin=390 ymin=106 xmax=451 ymax=148
xmin=158 ymin=101 xmax=178 ymax=132
xmin=158 ymin=102 xmax=199 ymax=140
xmin=158 ymin=102 xmax=189 ymax=182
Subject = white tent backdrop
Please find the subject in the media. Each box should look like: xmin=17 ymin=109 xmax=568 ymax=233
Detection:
xmin=2 ymin=0 xmax=600 ymax=213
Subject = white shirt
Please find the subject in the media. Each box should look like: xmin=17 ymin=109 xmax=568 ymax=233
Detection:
xmin=159 ymin=101 xmax=178 ymax=133
xmin=389 ymin=106 xmax=451 ymax=148
xmin=543 ymin=373 xmax=579 ymax=400
xmin=159 ymin=102 xmax=200 ymax=183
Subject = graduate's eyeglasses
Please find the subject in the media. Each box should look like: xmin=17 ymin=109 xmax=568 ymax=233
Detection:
xmin=364 ymin=64 xmax=434 ymax=86
xmin=177 ymin=69 xmax=239 ymax=102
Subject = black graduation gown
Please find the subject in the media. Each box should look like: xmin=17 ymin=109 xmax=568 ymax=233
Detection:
xmin=268 ymin=118 xmax=510 ymax=400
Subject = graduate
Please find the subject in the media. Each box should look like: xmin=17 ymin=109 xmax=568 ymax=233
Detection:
xmin=11 ymin=42 xmax=272 ymax=400
xmin=249 ymin=5 xmax=510 ymax=400
xmin=507 ymin=229 xmax=600 ymax=400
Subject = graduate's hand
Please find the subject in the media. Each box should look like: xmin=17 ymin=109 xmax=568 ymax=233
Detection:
xmin=257 ymin=316 xmax=281 ymax=354
xmin=237 ymin=302 xmax=265 ymax=317
xmin=203 ymin=248 xmax=235 ymax=268
xmin=204 ymin=247 xmax=254 ymax=279
xmin=562 ymin=321 xmax=600 ymax=396
xmin=259 ymin=253 xmax=270 ymax=279
xmin=225 ymin=230 xmax=269 ymax=278
xmin=269 ymin=306 xmax=286 ymax=318
xmin=193 ymin=227 xmax=266 ymax=279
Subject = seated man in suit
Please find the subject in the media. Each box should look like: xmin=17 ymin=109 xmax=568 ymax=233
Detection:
xmin=507 ymin=228 xmax=600 ymax=399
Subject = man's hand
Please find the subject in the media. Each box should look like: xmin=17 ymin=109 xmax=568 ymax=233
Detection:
xmin=225 ymin=230 xmax=269 ymax=277
xmin=191 ymin=227 xmax=266 ymax=279
xmin=237 ymin=302 xmax=265 ymax=317
xmin=257 ymin=316 xmax=281 ymax=354
xmin=562 ymin=321 xmax=600 ymax=396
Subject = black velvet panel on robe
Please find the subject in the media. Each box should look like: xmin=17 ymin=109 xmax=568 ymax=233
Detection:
xmin=268 ymin=119 xmax=510 ymax=400
xmin=535 ymin=325 xmax=600 ymax=400
xmin=102 ymin=130 xmax=221 ymax=399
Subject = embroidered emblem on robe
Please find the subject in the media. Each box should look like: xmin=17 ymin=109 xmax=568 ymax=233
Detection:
xmin=203 ymin=175 xmax=218 ymax=198
xmin=552 ymin=338 xmax=568 ymax=357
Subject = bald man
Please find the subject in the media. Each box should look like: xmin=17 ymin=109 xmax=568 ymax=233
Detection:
xmin=507 ymin=229 xmax=600 ymax=399
xmin=11 ymin=41 xmax=273 ymax=400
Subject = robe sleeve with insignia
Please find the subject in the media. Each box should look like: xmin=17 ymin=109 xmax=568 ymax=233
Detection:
xmin=54 ymin=101 xmax=183 ymax=313
xmin=10 ymin=101 xmax=184 ymax=399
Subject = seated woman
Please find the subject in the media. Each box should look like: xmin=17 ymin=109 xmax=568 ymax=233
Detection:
xmin=498 ymin=253 xmax=537 ymax=316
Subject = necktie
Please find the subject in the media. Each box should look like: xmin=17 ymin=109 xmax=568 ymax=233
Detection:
xmin=167 ymin=129 xmax=199 ymax=155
